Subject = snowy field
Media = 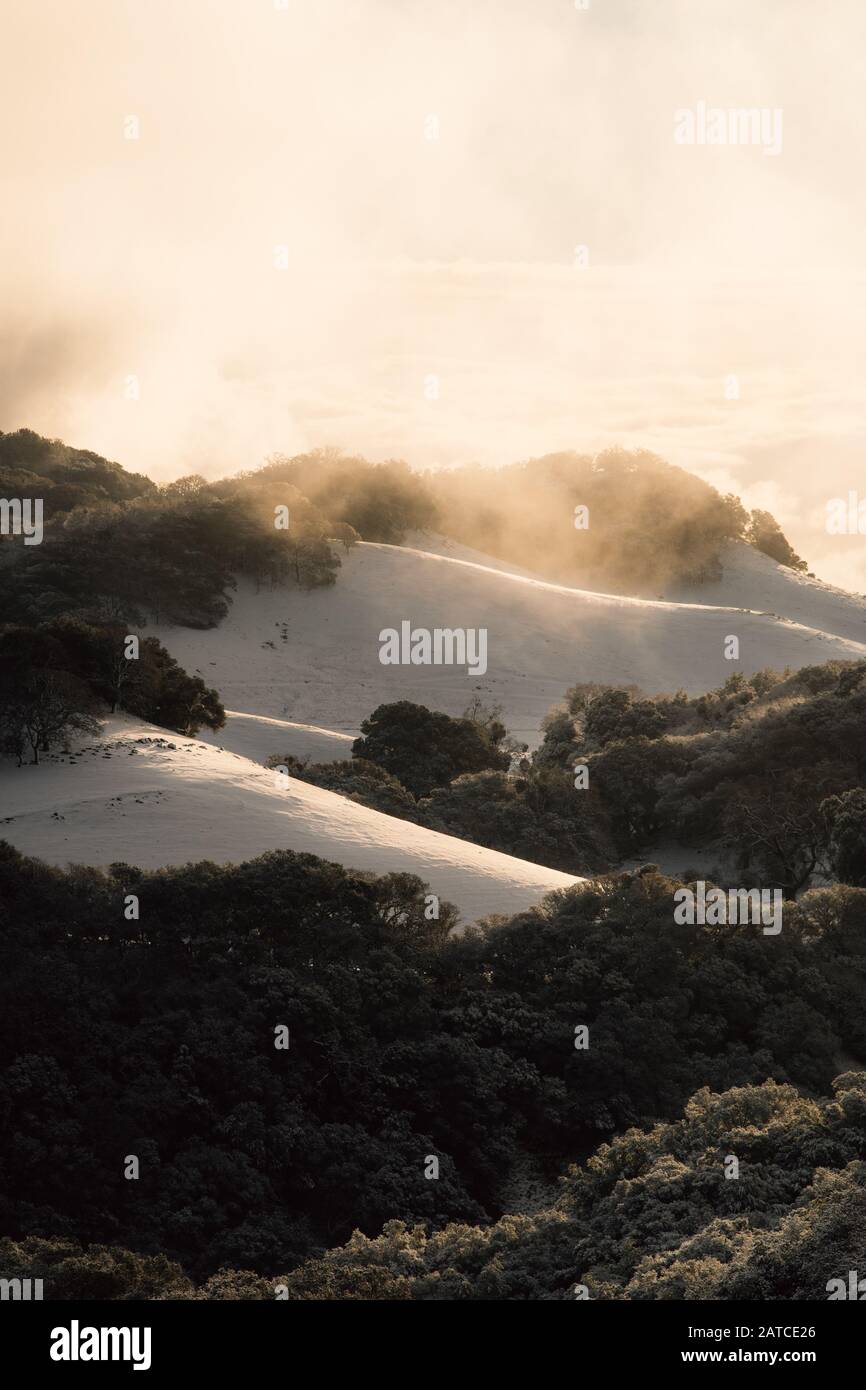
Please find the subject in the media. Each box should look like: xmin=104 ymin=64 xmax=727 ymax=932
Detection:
xmin=0 ymin=717 xmax=578 ymax=928
xmin=5 ymin=535 xmax=865 ymax=926
xmin=151 ymin=536 xmax=866 ymax=752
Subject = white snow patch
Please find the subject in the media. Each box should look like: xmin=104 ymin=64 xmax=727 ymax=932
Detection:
xmin=0 ymin=717 xmax=578 ymax=928
xmin=666 ymin=540 xmax=866 ymax=647
xmin=151 ymin=540 xmax=866 ymax=748
xmin=198 ymin=711 xmax=354 ymax=765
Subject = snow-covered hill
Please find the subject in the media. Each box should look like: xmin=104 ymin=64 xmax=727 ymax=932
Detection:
xmin=5 ymin=536 xmax=865 ymax=918
xmin=0 ymin=718 xmax=578 ymax=926
xmin=152 ymin=538 xmax=866 ymax=752
xmin=666 ymin=540 xmax=866 ymax=646
xmin=198 ymin=711 xmax=354 ymax=766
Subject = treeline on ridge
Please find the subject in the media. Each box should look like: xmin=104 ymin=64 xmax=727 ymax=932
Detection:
xmin=262 ymin=443 xmax=808 ymax=589
xmin=1 ymin=431 xmax=808 ymax=627
xmin=0 ymin=430 xmax=351 ymax=631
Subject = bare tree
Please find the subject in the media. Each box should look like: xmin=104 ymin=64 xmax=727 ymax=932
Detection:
xmin=721 ymin=765 xmax=842 ymax=897
xmin=1 ymin=669 xmax=100 ymax=765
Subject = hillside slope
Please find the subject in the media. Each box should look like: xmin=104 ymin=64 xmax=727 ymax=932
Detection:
xmin=0 ymin=718 xmax=578 ymax=925
xmin=667 ymin=540 xmax=866 ymax=645
xmin=152 ymin=540 xmax=866 ymax=750
xmin=197 ymin=711 xmax=354 ymax=766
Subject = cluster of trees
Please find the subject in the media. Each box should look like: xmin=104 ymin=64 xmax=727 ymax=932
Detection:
xmin=259 ymin=445 xmax=808 ymax=591
xmin=272 ymin=701 xmax=611 ymax=874
xmin=0 ymin=427 xmax=155 ymax=514
xmin=7 ymin=1073 xmax=866 ymax=1301
xmin=529 ymin=662 xmax=866 ymax=894
xmin=254 ymin=449 xmax=437 ymax=545
xmin=2 ymin=843 xmax=866 ymax=1286
xmin=274 ymin=1073 xmax=866 ymax=1301
xmin=429 ymin=448 xmax=808 ymax=592
xmin=0 ymin=620 xmax=224 ymax=759
xmin=1 ymin=434 xmax=810 ymax=628
xmin=0 ymin=434 xmax=349 ymax=631
xmin=272 ymin=662 xmax=866 ymax=903
xmin=350 ymin=701 xmax=512 ymax=796
xmin=6 ymin=1073 xmax=866 ymax=1300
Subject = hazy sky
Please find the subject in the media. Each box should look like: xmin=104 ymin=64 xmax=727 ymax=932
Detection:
xmin=2 ymin=0 xmax=865 ymax=587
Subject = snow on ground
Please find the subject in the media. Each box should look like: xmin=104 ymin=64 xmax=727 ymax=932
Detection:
xmin=152 ymin=539 xmax=866 ymax=749
xmin=198 ymin=711 xmax=354 ymax=765
xmin=666 ymin=540 xmax=866 ymax=647
xmin=398 ymin=530 xmax=543 ymax=579
xmin=7 ymin=538 xmax=865 ymax=909
xmin=0 ymin=717 xmax=578 ymax=927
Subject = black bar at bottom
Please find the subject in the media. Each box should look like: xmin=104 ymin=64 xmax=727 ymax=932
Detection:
xmin=1 ymin=1298 xmax=856 ymax=1377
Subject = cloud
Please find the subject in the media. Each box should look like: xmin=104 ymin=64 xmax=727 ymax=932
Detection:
xmin=1 ymin=0 xmax=864 ymax=588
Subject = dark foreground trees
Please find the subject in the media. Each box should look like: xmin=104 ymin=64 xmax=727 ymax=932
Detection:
xmin=278 ymin=1074 xmax=866 ymax=1301
xmin=2 ymin=845 xmax=866 ymax=1283
xmin=5 ymin=1072 xmax=866 ymax=1300
xmin=822 ymin=788 xmax=866 ymax=888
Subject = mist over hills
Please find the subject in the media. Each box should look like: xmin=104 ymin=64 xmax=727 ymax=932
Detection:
xmin=0 ymin=429 xmax=813 ymax=623
xmin=4 ymin=424 xmax=866 ymax=898
xmin=3 ymin=427 xmax=866 ymax=1304
xmin=152 ymin=540 xmax=866 ymax=746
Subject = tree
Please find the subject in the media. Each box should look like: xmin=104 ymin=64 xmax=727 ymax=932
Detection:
xmin=0 ymin=621 xmax=226 ymax=739
xmin=13 ymin=668 xmax=100 ymax=763
xmin=533 ymin=710 xmax=580 ymax=771
xmin=747 ymin=509 xmax=808 ymax=572
xmin=587 ymin=736 xmax=687 ymax=851
xmin=329 ymin=522 xmax=361 ymax=552
xmin=822 ymin=788 xmax=866 ymax=886
xmin=290 ymin=537 xmax=340 ymax=589
xmin=352 ymin=702 xmax=510 ymax=797
xmin=0 ymin=629 xmax=100 ymax=763
xmin=121 ymin=637 xmax=225 ymax=735
xmin=575 ymin=687 xmax=666 ymax=749
xmin=722 ymin=765 xmax=841 ymax=897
